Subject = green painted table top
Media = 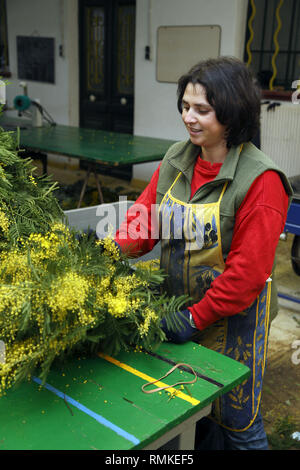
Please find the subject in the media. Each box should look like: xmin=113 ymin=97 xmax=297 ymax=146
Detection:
xmin=0 ymin=117 xmax=176 ymax=166
xmin=0 ymin=342 xmax=250 ymax=450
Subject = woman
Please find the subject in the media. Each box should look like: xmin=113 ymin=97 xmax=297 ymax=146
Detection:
xmin=114 ymin=57 xmax=293 ymax=450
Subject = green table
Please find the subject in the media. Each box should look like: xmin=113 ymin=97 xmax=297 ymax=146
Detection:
xmin=0 ymin=117 xmax=176 ymax=206
xmin=0 ymin=342 xmax=250 ymax=450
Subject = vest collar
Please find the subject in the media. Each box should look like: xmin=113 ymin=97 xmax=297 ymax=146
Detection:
xmin=167 ymin=140 xmax=244 ymax=184
xmin=167 ymin=140 xmax=198 ymax=182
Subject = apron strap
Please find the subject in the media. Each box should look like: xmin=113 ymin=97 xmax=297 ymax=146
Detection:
xmin=218 ymin=181 xmax=229 ymax=203
xmin=158 ymin=171 xmax=182 ymax=211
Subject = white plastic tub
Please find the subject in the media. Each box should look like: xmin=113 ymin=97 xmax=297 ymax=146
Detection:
xmin=64 ymin=200 xmax=161 ymax=263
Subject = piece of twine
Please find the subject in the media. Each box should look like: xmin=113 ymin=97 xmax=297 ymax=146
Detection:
xmin=141 ymin=362 xmax=197 ymax=394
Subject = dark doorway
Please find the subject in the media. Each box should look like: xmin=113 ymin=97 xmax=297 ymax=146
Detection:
xmin=79 ymin=0 xmax=135 ymax=134
xmin=79 ymin=0 xmax=136 ymax=179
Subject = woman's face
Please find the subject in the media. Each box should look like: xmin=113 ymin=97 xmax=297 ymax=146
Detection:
xmin=181 ymin=82 xmax=227 ymax=150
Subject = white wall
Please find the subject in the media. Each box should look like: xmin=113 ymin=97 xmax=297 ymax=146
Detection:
xmin=133 ymin=0 xmax=248 ymax=181
xmin=5 ymin=0 xmax=78 ymax=126
xmin=4 ymin=0 xmax=249 ymax=182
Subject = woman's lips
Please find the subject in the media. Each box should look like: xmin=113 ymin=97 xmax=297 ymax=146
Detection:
xmin=187 ymin=127 xmax=202 ymax=135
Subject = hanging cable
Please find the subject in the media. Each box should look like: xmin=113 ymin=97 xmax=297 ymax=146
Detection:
xmin=269 ymin=0 xmax=284 ymax=90
xmin=31 ymin=100 xmax=56 ymax=126
xmin=246 ymin=0 xmax=256 ymax=67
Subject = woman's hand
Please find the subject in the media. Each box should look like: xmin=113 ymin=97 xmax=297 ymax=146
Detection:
xmin=160 ymin=309 xmax=197 ymax=343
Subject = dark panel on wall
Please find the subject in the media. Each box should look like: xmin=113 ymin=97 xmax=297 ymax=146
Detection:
xmin=17 ymin=36 xmax=55 ymax=83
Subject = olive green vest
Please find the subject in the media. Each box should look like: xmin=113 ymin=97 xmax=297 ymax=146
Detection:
xmin=156 ymin=140 xmax=293 ymax=320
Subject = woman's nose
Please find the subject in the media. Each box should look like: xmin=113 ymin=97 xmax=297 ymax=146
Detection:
xmin=183 ymin=108 xmax=197 ymax=124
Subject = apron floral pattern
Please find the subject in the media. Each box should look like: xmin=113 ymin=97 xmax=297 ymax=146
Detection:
xmin=159 ymin=171 xmax=271 ymax=431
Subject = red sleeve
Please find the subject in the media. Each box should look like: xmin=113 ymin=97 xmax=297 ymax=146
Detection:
xmin=114 ymin=164 xmax=161 ymax=256
xmin=189 ymin=170 xmax=289 ymax=330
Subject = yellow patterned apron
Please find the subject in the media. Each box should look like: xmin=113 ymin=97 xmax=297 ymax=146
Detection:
xmin=159 ymin=172 xmax=271 ymax=431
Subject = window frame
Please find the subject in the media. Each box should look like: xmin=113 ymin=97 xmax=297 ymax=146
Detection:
xmin=0 ymin=0 xmax=10 ymax=77
xmin=243 ymin=0 xmax=300 ymax=101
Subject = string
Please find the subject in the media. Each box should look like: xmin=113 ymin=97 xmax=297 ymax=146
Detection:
xmin=141 ymin=362 xmax=197 ymax=394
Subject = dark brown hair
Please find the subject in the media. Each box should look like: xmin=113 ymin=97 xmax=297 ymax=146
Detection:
xmin=177 ymin=56 xmax=261 ymax=148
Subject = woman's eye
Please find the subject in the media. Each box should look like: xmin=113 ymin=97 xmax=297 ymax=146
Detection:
xmin=181 ymin=104 xmax=210 ymax=115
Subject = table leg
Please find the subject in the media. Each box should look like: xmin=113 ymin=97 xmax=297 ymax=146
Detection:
xmin=93 ymin=171 xmax=104 ymax=204
xmin=40 ymin=153 xmax=48 ymax=175
xmin=77 ymin=167 xmax=91 ymax=208
xmin=77 ymin=166 xmax=105 ymax=207
xmin=177 ymin=423 xmax=196 ymax=450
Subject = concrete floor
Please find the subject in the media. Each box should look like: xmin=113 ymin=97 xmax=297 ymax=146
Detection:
xmin=269 ymin=235 xmax=300 ymax=359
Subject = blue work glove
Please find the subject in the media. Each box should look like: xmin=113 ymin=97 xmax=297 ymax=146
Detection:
xmin=160 ymin=309 xmax=197 ymax=344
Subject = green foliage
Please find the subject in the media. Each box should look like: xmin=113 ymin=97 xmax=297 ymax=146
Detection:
xmin=0 ymin=229 xmax=188 ymax=394
xmin=0 ymin=123 xmax=63 ymax=250
xmin=267 ymin=416 xmax=300 ymax=450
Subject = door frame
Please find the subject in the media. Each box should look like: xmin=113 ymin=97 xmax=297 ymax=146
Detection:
xmin=78 ymin=0 xmax=136 ymax=133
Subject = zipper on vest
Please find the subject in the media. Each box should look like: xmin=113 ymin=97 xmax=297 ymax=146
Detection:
xmin=168 ymin=158 xmax=231 ymax=202
xmin=189 ymin=178 xmax=230 ymax=202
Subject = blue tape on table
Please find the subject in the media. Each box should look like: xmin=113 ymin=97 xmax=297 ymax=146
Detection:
xmin=33 ymin=376 xmax=140 ymax=446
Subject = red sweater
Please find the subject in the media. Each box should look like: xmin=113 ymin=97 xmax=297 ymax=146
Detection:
xmin=115 ymin=155 xmax=289 ymax=330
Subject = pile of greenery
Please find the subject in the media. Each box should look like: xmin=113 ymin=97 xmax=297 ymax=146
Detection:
xmin=0 ymin=120 xmax=186 ymax=396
